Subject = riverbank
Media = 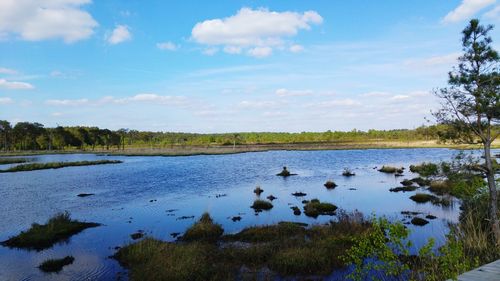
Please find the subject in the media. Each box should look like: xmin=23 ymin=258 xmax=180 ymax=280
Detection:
xmin=1 ymin=140 xmax=498 ymax=157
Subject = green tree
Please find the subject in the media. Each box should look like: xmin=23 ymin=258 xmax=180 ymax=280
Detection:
xmin=434 ymin=19 xmax=500 ymax=244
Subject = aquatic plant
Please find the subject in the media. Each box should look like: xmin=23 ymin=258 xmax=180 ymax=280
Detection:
xmin=342 ymin=168 xmax=355 ymax=176
xmin=411 ymin=217 xmax=429 ymax=226
xmin=253 ymin=186 xmax=264 ymax=195
xmin=303 ymin=199 xmax=337 ymax=218
xmin=0 ymin=158 xmax=28 ymax=165
xmin=0 ymin=160 xmax=122 ymax=173
xmin=410 ymin=162 xmax=439 ymax=177
xmin=389 ymin=186 xmax=418 ymax=192
xmin=378 ymin=166 xmax=403 ymax=174
xmin=324 ymin=180 xmax=337 ymax=189
xmin=409 ymin=193 xmax=439 ymax=204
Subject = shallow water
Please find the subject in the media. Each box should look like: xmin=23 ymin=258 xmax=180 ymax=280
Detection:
xmin=0 ymin=148 xmax=495 ymax=280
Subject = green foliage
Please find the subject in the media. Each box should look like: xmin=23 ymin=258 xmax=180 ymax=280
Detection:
xmin=343 ymin=218 xmax=411 ymax=281
xmin=251 ymin=199 xmax=273 ymax=210
xmin=0 ymin=158 xmax=28 ymax=164
xmin=1 ymin=212 xmax=100 ymax=250
xmin=303 ymin=199 xmax=337 ymax=218
xmin=0 ymin=160 xmax=122 ymax=173
xmin=378 ymin=166 xmax=403 ymax=174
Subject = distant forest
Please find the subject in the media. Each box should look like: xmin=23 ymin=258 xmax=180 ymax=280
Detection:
xmin=0 ymin=120 xmax=452 ymax=151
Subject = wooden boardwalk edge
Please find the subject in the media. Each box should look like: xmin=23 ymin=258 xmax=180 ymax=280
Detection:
xmin=449 ymin=259 xmax=500 ymax=281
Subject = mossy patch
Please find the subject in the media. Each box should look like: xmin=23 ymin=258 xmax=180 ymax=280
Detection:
xmin=0 ymin=212 xmax=100 ymax=251
xmin=38 ymin=256 xmax=74 ymax=273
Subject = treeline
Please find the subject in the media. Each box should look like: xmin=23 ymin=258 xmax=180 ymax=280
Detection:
xmin=0 ymin=120 xmax=446 ymax=151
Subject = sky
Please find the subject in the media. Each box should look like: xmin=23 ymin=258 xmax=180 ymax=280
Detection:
xmin=0 ymin=0 xmax=499 ymax=133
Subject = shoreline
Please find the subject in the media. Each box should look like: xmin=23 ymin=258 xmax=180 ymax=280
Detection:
xmin=1 ymin=140 xmax=498 ymax=157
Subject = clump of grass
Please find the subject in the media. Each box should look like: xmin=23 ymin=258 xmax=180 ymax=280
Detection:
xmin=38 ymin=256 xmax=74 ymax=273
xmin=342 ymin=168 xmax=355 ymax=177
xmin=291 ymin=192 xmax=307 ymax=197
xmin=409 ymin=162 xmax=438 ymax=177
xmin=428 ymin=180 xmax=451 ymax=195
xmin=389 ymin=186 xmax=418 ymax=192
xmin=130 ymin=232 xmax=144 ymax=240
xmin=77 ymin=193 xmax=94 ymax=197
xmin=0 ymin=160 xmax=122 ymax=173
xmin=276 ymin=166 xmax=297 ymax=177
xmin=400 ymin=179 xmax=414 ymax=186
xmin=378 ymin=166 xmax=403 ymax=174
xmin=0 ymin=212 xmax=100 ymax=251
xmin=409 ymin=193 xmax=439 ymax=204
xmin=290 ymin=206 xmax=301 ymax=215
xmin=115 ymin=238 xmax=222 ymax=281
xmin=267 ymin=195 xmax=277 ymax=201
xmin=253 ymin=186 xmax=264 ymax=195
xmin=0 ymin=158 xmax=28 ymax=165
xmin=411 ymin=177 xmax=431 ymax=186
xmin=324 ymin=180 xmax=337 ymax=189
xmin=181 ymin=213 xmax=223 ymax=243
xmin=251 ymin=200 xmax=273 ymax=211
xmin=303 ymin=199 xmax=337 ymax=218
xmin=411 ymin=217 xmax=429 ymax=226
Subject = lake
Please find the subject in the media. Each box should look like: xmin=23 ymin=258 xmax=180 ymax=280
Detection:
xmin=0 ymin=148 xmax=492 ymax=280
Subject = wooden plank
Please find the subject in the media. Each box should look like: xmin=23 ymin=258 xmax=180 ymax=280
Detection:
xmin=451 ymin=259 xmax=500 ymax=281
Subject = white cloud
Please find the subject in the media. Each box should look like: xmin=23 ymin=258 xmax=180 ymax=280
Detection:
xmin=484 ymin=4 xmax=500 ymax=18
xmin=238 ymin=100 xmax=279 ymax=109
xmin=442 ymin=0 xmax=495 ymax=23
xmin=191 ymin=7 xmax=322 ymax=57
xmin=360 ymin=91 xmax=391 ymax=98
xmin=45 ymin=94 xmax=190 ymax=107
xmin=307 ymin=99 xmax=361 ymax=108
xmin=0 ymin=97 xmax=14 ymax=105
xmin=156 ymin=41 xmax=178 ymax=51
xmin=247 ymin=46 xmax=272 ymax=58
xmin=0 ymin=79 xmax=34 ymax=90
xmin=0 ymin=0 xmax=98 ymax=43
xmin=0 ymin=67 xmax=17 ymax=75
xmin=224 ymin=45 xmax=242 ymax=54
xmin=107 ymin=25 xmax=131 ymax=45
xmin=203 ymin=47 xmax=218 ymax=56
xmin=275 ymin=88 xmax=312 ymax=97
xmin=391 ymin=95 xmax=410 ymax=100
xmin=289 ymin=44 xmax=304 ymax=53
xmin=404 ymin=52 xmax=460 ymax=68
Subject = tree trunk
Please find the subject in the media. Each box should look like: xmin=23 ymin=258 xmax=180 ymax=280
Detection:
xmin=484 ymin=142 xmax=500 ymax=245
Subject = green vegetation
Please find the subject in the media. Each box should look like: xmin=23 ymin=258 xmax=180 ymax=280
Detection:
xmin=342 ymin=168 xmax=355 ymax=176
xmin=400 ymin=179 xmax=414 ymax=186
xmin=378 ymin=166 xmax=403 ymax=174
xmin=253 ymin=186 xmax=264 ymax=195
xmin=303 ymin=199 xmax=337 ymax=218
xmin=411 ymin=217 xmax=430 ymax=226
xmin=411 ymin=177 xmax=431 ymax=186
xmin=115 ymin=211 xmax=372 ymax=280
xmin=0 ymin=160 xmax=122 ymax=173
xmin=38 ymin=256 xmax=74 ymax=273
xmin=250 ymin=200 xmax=273 ymax=211
xmin=0 ymin=158 xmax=28 ymax=164
xmin=428 ymin=180 xmax=451 ymax=195
xmin=0 ymin=212 xmax=100 ymax=250
xmin=410 ymin=162 xmax=439 ymax=177
xmin=181 ymin=213 xmax=223 ymax=243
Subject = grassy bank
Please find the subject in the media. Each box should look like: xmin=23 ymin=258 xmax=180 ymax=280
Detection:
xmin=0 ymin=160 xmax=122 ymax=173
xmin=1 ymin=140 xmax=498 ymax=157
xmin=1 ymin=212 xmax=100 ymax=250
xmin=0 ymin=158 xmax=29 ymax=164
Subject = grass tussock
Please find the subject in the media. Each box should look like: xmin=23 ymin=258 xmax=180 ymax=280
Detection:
xmin=38 ymin=256 xmax=74 ymax=273
xmin=429 ymin=180 xmax=451 ymax=195
xmin=411 ymin=217 xmax=429 ymax=226
xmin=303 ymin=199 xmax=337 ymax=218
xmin=251 ymin=199 xmax=273 ymax=211
xmin=409 ymin=193 xmax=439 ymax=204
xmin=342 ymin=168 xmax=355 ymax=176
xmin=378 ymin=166 xmax=403 ymax=174
xmin=115 ymin=211 xmax=372 ymax=280
xmin=324 ymin=180 xmax=337 ymax=189
xmin=0 ymin=212 xmax=100 ymax=251
xmin=409 ymin=162 xmax=439 ymax=177
xmin=390 ymin=186 xmax=418 ymax=192
xmin=0 ymin=160 xmax=122 ymax=173
xmin=0 ymin=158 xmax=28 ymax=165
xmin=181 ymin=213 xmax=223 ymax=243
xmin=411 ymin=177 xmax=431 ymax=186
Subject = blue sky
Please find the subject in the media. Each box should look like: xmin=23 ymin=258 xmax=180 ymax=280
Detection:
xmin=0 ymin=0 xmax=499 ymax=132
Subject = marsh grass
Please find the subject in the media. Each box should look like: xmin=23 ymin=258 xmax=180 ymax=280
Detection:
xmin=410 ymin=217 xmax=429 ymax=226
xmin=324 ymin=180 xmax=337 ymax=189
xmin=251 ymin=200 xmax=273 ymax=211
xmin=378 ymin=166 xmax=403 ymax=174
xmin=389 ymin=186 xmax=418 ymax=192
xmin=409 ymin=163 xmax=439 ymax=177
xmin=181 ymin=213 xmax=223 ymax=243
xmin=0 ymin=158 xmax=28 ymax=165
xmin=115 ymin=211 xmax=372 ymax=280
xmin=0 ymin=212 xmax=100 ymax=251
xmin=428 ymin=180 xmax=451 ymax=195
xmin=0 ymin=160 xmax=122 ymax=173
xmin=38 ymin=256 xmax=74 ymax=273
xmin=409 ymin=193 xmax=439 ymax=204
